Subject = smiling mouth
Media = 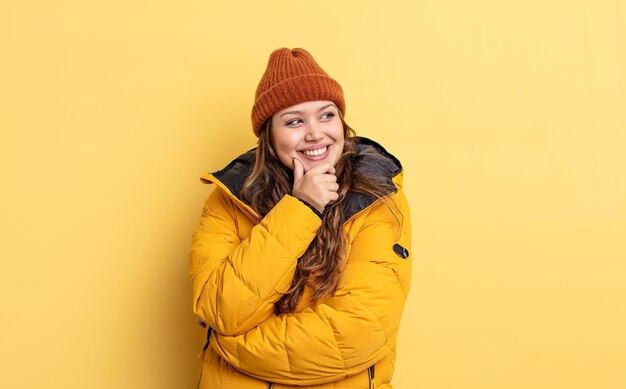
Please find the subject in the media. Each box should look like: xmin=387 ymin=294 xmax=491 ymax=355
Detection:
xmin=301 ymin=146 xmax=329 ymax=157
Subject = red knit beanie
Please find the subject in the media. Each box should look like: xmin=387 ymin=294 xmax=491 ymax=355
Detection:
xmin=251 ymin=48 xmax=346 ymax=137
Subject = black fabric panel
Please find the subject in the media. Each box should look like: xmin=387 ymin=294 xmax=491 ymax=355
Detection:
xmin=206 ymin=137 xmax=402 ymax=222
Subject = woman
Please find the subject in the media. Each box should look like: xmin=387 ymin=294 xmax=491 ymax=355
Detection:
xmin=189 ymin=48 xmax=412 ymax=389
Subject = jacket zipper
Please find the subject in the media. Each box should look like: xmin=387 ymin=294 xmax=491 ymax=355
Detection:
xmin=197 ymin=327 xmax=213 ymax=389
xmin=368 ymin=365 xmax=376 ymax=389
xmin=203 ymin=327 xmax=212 ymax=351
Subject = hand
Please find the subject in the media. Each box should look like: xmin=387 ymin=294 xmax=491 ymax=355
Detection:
xmin=292 ymin=159 xmax=339 ymax=213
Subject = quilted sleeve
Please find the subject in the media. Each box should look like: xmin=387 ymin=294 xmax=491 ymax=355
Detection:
xmin=189 ymin=187 xmax=322 ymax=336
xmin=210 ymin=189 xmax=412 ymax=385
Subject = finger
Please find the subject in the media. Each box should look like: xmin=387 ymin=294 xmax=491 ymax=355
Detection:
xmin=307 ymin=161 xmax=335 ymax=175
xmin=293 ymin=159 xmax=304 ymax=182
xmin=328 ymin=192 xmax=340 ymax=202
xmin=317 ymin=174 xmax=337 ymax=184
xmin=324 ymin=182 xmax=339 ymax=193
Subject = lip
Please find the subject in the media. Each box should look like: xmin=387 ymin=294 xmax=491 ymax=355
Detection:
xmin=298 ymin=144 xmax=332 ymax=161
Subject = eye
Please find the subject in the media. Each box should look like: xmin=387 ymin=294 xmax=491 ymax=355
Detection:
xmin=321 ymin=112 xmax=335 ymax=120
xmin=286 ymin=118 xmax=303 ymax=126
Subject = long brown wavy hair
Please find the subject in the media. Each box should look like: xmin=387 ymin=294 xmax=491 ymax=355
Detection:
xmin=240 ymin=115 xmax=396 ymax=314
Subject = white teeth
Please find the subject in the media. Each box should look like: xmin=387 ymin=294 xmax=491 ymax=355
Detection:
xmin=302 ymin=146 xmax=328 ymax=156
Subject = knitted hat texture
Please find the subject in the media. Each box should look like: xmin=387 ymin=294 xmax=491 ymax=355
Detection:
xmin=251 ymin=48 xmax=345 ymax=137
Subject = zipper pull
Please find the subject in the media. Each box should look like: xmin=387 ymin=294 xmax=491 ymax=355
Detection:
xmin=368 ymin=365 xmax=376 ymax=388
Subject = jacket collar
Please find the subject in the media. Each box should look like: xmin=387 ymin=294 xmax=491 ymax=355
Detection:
xmin=201 ymin=136 xmax=403 ymax=222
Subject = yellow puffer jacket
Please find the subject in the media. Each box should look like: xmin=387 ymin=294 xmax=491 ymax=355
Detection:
xmin=189 ymin=137 xmax=412 ymax=389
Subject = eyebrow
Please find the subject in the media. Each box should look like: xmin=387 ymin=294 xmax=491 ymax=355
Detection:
xmin=279 ymin=103 xmax=336 ymax=117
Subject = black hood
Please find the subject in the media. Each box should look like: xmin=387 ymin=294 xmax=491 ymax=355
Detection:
xmin=207 ymin=136 xmax=402 ymax=221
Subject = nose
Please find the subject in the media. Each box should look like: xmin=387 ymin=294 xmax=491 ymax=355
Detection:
xmin=304 ymin=122 xmax=323 ymax=142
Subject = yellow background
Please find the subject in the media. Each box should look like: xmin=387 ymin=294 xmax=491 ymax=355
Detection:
xmin=1 ymin=1 xmax=625 ymax=388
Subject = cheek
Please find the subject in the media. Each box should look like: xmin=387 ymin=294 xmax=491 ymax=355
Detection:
xmin=274 ymin=135 xmax=298 ymax=155
xmin=326 ymin=119 xmax=344 ymax=140
xmin=330 ymin=128 xmax=345 ymax=163
xmin=335 ymin=139 xmax=345 ymax=161
xmin=271 ymin=128 xmax=291 ymax=152
xmin=271 ymin=130 xmax=300 ymax=168
xmin=331 ymin=130 xmax=344 ymax=149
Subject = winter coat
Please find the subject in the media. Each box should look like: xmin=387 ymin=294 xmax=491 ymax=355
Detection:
xmin=189 ymin=137 xmax=412 ymax=389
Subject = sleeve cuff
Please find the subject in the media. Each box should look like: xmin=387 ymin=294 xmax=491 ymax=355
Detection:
xmin=295 ymin=198 xmax=323 ymax=219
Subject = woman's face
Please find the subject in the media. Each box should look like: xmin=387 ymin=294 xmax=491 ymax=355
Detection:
xmin=270 ymin=100 xmax=344 ymax=172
